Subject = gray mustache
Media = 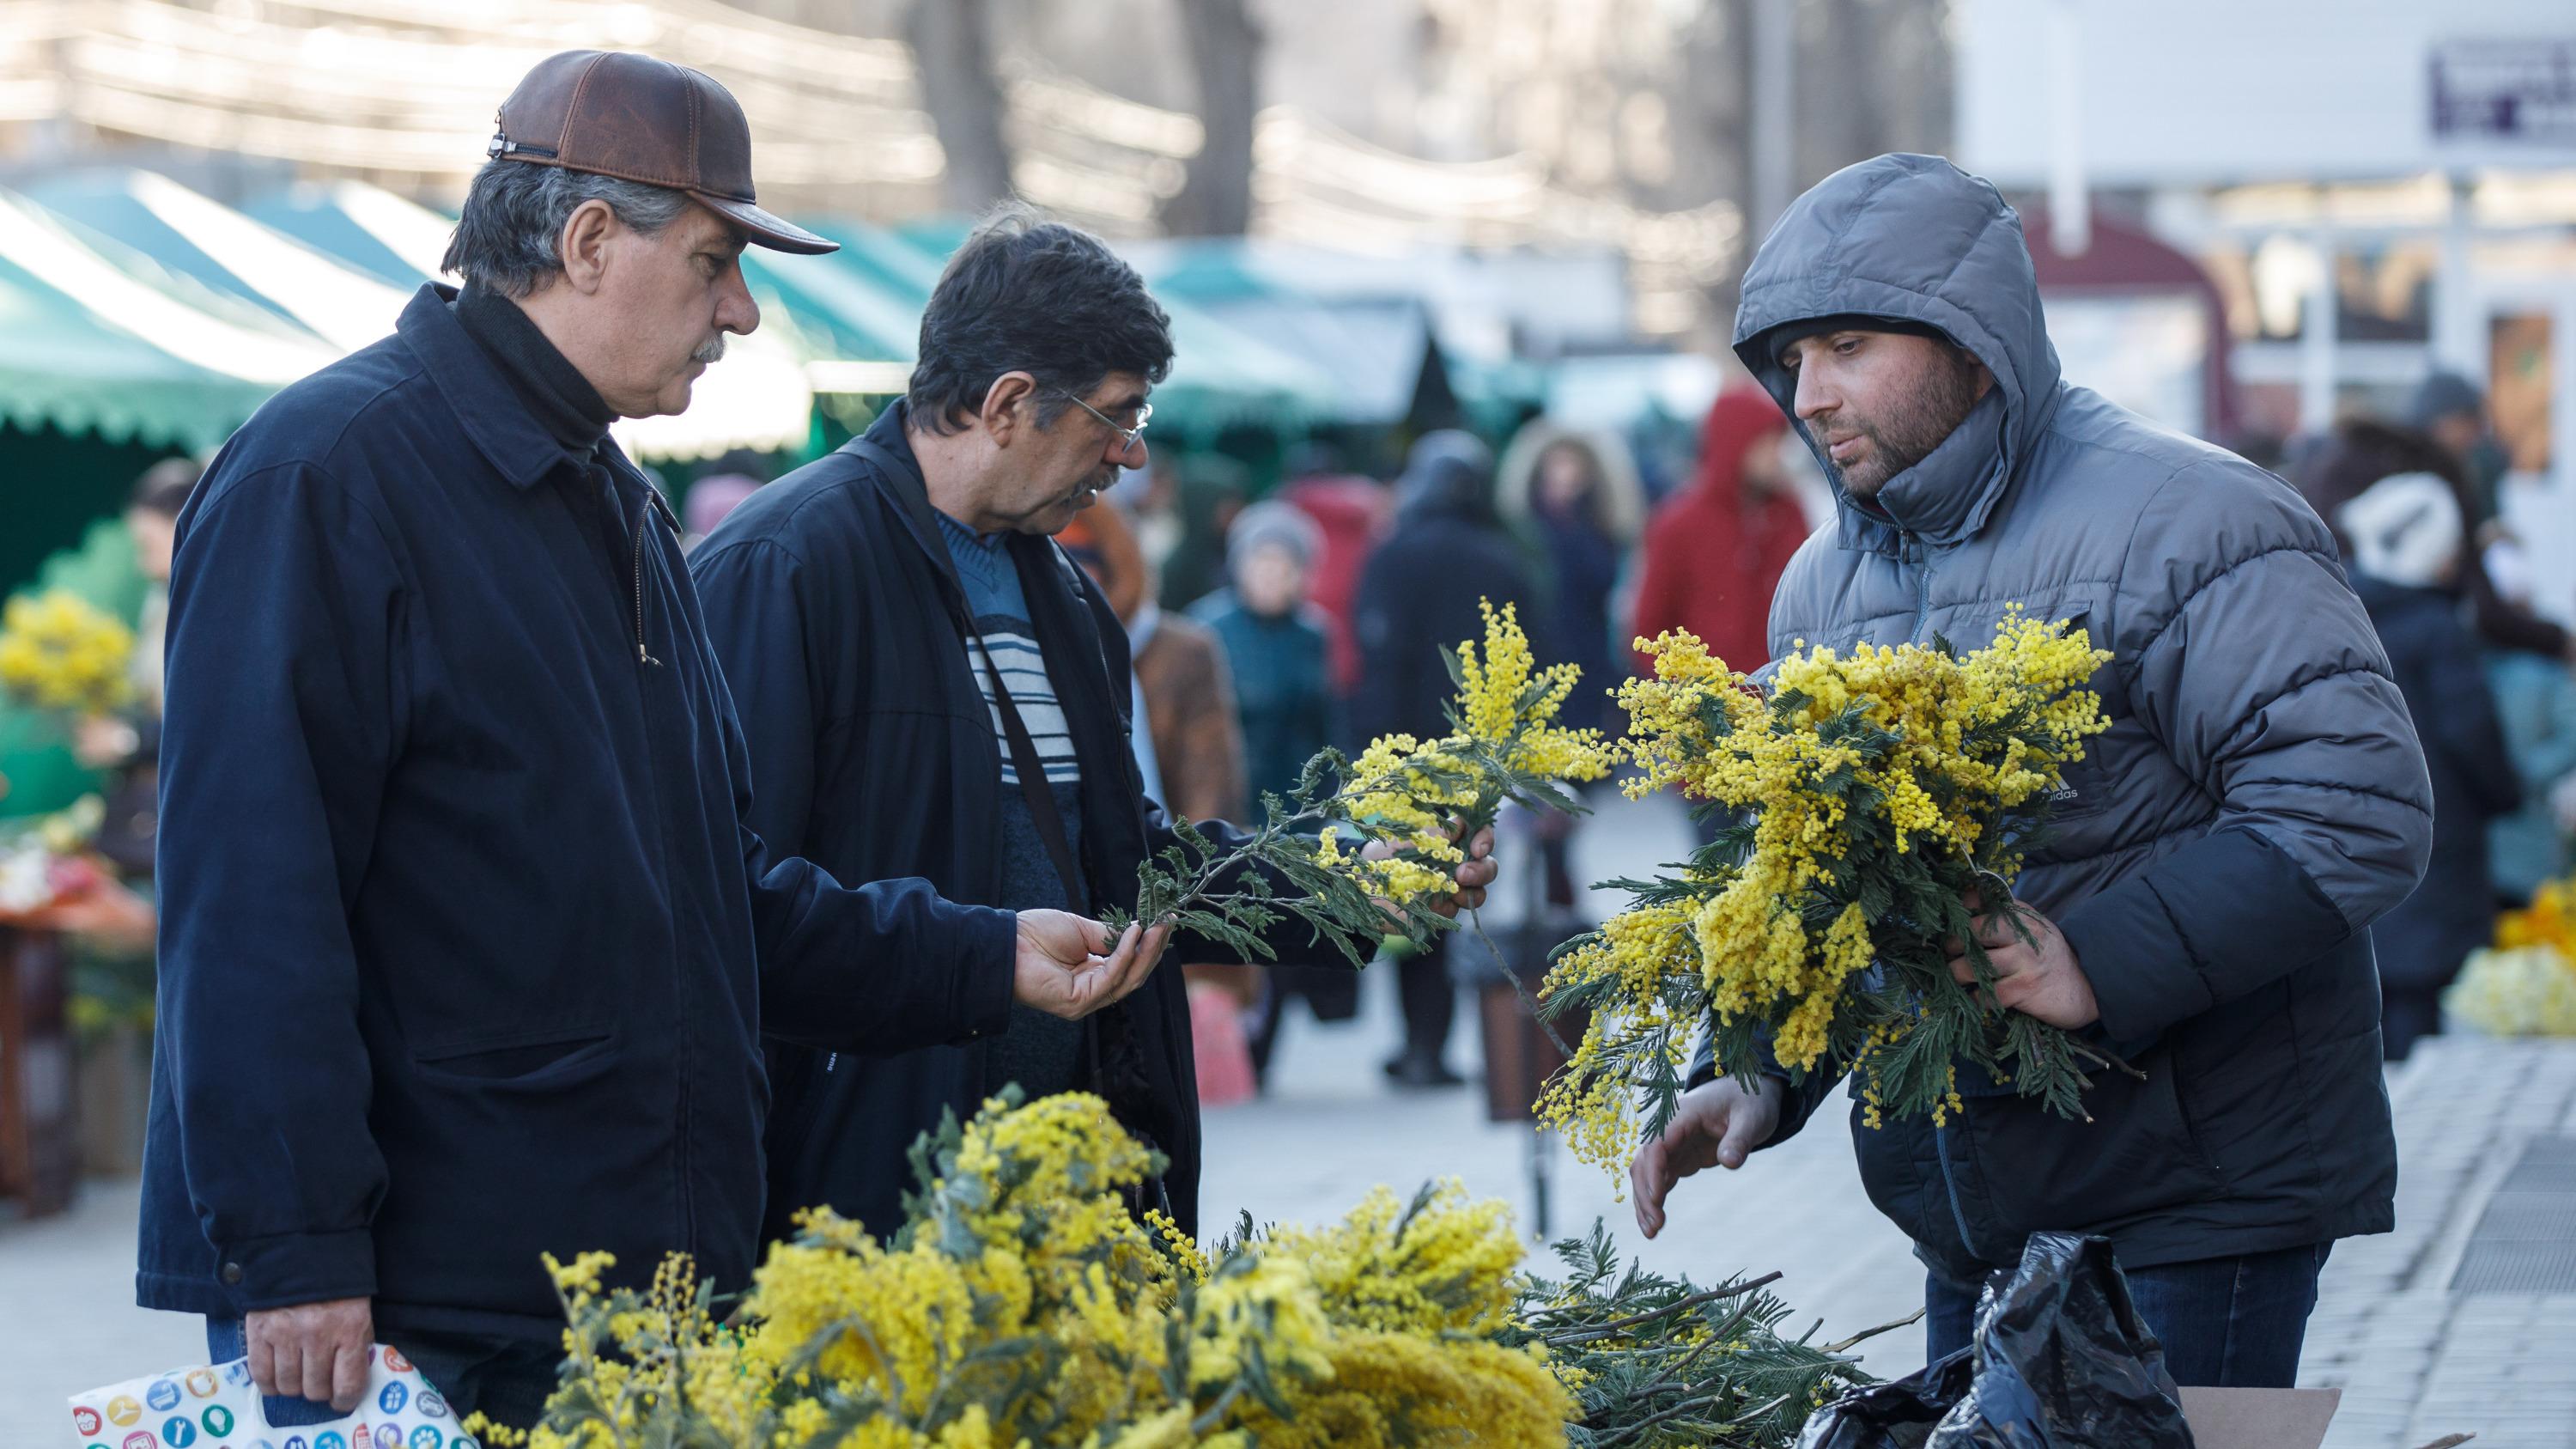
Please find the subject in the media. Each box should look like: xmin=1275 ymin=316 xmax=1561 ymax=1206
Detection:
xmin=692 ymin=335 xmax=727 ymax=365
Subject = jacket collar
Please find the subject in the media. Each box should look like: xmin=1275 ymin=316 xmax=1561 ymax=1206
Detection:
xmin=854 ymin=400 xmax=1143 ymax=815
xmin=398 ymin=283 xmax=603 ymax=490
xmin=861 ymin=403 xmax=1109 ymax=642
xmin=854 ymin=400 xmax=977 ymax=624
xmin=1832 ymin=387 xmax=2013 ymax=554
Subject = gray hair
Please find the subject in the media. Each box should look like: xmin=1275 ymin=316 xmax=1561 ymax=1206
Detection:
xmin=441 ymin=160 xmax=694 ymax=298
xmin=1227 ymin=500 xmax=1322 ymax=578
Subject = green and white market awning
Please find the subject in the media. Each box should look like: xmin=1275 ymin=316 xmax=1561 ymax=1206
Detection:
xmin=232 ymin=178 xmax=815 ymax=462
xmin=0 ymin=189 xmax=333 ymax=453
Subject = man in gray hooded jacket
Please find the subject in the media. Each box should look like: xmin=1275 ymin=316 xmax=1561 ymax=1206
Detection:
xmin=1630 ymin=155 xmax=2432 ymax=1385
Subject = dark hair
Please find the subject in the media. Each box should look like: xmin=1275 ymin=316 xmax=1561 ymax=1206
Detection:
xmin=908 ymin=204 xmax=1173 ymax=435
xmin=441 ymin=160 xmax=693 ymax=298
xmin=2295 ymin=417 xmax=2471 ymax=553
xmin=130 ymin=457 xmax=204 ymax=518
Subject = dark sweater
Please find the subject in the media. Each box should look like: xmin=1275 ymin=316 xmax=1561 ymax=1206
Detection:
xmin=937 ymin=511 xmax=1088 ymax=1099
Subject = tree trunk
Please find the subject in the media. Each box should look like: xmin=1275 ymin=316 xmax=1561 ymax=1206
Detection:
xmin=1165 ymin=0 xmax=1261 ymax=236
xmin=908 ymin=0 xmax=1016 ymax=213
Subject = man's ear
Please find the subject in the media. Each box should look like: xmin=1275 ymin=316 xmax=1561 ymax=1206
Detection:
xmin=979 ymin=370 xmax=1040 ymax=447
xmin=558 ymin=198 xmax=617 ymax=296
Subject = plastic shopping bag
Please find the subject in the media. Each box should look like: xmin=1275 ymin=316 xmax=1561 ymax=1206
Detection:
xmin=1798 ymin=1233 xmax=2196 ymax=1448
xmin=67 ymin=1344 xmax=477 ymax=1449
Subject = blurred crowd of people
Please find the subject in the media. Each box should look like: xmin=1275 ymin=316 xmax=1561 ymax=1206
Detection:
xmin=2289 ymin=374 xmax=2576 ymax=1062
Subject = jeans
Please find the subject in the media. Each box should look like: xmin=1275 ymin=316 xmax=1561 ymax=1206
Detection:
xmin=206 ymin=1317 xmax=560 ymax=1434
xmin=1924 ymin=1241 xmax=2331 ymax=1387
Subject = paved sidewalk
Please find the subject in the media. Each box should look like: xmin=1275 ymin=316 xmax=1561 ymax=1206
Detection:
xmin=0 ymin=1184 xmax=201 ymax=1441
xmin=2301 ymin=1036 xmax=2576 ymax=1449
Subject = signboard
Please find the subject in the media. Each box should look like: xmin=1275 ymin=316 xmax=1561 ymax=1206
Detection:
xmin=2432 ymin=39 xmax=2576 ymax=148
xmin=1957 ymin=0 xmax=2576 ymax=186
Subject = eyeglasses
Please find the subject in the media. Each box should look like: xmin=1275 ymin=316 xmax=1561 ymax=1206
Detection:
xmin=1059 ymin=392 xmax=1151 ymax=459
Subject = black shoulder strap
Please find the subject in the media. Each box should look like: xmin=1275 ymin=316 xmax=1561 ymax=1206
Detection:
xmin=854 ymin=436 xmax=1086 ymax=911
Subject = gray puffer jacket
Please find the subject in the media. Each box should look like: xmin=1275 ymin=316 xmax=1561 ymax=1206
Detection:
xmin=1730 ymin=155 xmax=2431 ymax=1284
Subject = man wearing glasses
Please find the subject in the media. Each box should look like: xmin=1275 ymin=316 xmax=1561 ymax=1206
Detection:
xmin=692 ymin=207 xmax=1499 ymax=1240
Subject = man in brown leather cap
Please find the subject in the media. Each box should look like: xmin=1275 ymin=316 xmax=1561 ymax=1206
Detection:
xmin=139 ymin=52 xmax=1170 ymax=1432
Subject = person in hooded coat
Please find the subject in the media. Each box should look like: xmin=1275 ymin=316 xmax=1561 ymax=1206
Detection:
xmin=1348 ymin=430 xmax=1534 ymax=1088
xmin=1628 ymin=387 xmax=1811 ymax=677
xmin=1628 ymin=155 xmax=2432 ymax=1387
xmin=1495 ymin=421 xmax=1647 ymax=736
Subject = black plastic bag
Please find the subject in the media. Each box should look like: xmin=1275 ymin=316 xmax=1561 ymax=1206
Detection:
xmin=1796 ymin=1350 xmax=1977 ymax=1448
xmin=1797 ymin=1233 xmax=2195 ymax=1449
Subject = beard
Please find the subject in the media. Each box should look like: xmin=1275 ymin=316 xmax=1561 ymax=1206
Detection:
xmin=1822 ymin=347 xmax=1986 ymax=498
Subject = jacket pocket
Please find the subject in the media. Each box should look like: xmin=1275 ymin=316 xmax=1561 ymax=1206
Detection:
xmin=1963 ymin=1048 xmax=2226 ymax=1241
xmin=413 ymin=1023 xmax=618 ymax=1090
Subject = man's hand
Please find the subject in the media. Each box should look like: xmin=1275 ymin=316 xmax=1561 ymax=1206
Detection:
xmin=1360 ymin=825 xmax=1499 ymax=921
xmin=1630 ymin=1076 xmax=1781 ymax=1239
xmin=1946 ymin=887 xmax=2099 ymax=1030
xmin=1013 ymin=910 xmax=1172 ymax=1020
xmin=245 ymin=1297 xmax=374 ymax=1412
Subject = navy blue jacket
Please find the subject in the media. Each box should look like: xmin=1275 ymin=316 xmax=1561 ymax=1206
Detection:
xmin=138 ymin=287 xmax=1017 ymax=1343
xmin=692 ymin=405 xmax=1341 ymax=1242
xmin=2354 ymin=576 xmax=2518 ymax=990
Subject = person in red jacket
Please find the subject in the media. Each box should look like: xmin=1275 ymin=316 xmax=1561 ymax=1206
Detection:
xmin=1628 ymin=385 xmax=1814 ymax=677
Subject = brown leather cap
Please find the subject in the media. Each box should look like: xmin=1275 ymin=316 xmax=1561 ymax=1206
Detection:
xmin=489 ymin=50 xmax=835 ymax=255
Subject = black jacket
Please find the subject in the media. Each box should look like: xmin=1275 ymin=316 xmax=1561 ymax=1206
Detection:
xmin=692 ymin=405 xmax=1335 ymax=1240
xmin=2354 ymin=576 xmax=2519 ymax=989
xmin=1347 ymin=458 xmax=1536 ymax=747
xmin=140 ymin=289 xmax=1018 ymax=1341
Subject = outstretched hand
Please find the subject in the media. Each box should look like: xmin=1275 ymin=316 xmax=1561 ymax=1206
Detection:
xmin=1012 ymin=910 xmax=1172 ymax=1020
xmin=1630 ymin=1076 xmax=1782 ymax=1239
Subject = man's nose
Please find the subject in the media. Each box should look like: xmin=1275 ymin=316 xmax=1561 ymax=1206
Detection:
xmin=1113 ymin=435 xmax=1149 ymax=471
xmin=1792 ymin=364 xmax=1835 ymax=423
xmin=718 ymin=272 xmax=759 ymax=335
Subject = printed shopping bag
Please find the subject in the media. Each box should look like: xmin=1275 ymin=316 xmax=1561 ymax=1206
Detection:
xmin=67 ymin=1344 xmax=477 ymax=1449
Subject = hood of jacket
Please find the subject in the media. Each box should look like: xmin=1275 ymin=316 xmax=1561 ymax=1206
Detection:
xmin=1732 ymin=153 xmax=2064 ymax=552
xmin=1495 ymin=420 xmax=1648 ymax=542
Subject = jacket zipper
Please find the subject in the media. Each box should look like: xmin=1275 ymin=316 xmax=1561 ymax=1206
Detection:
xmin=1931 ymin=1120 xmax=1982 ymax=1260
xmin=1907 ymin=527 xmax=1978 ymax=1260
xmin=630 ymin=496 xmax=660 ymax=667
xmin=1905 ymin=533 xmax=1937 ymax=643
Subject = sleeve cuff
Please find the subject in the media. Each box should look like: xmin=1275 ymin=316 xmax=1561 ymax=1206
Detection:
xmin=954 ymin=907 xmax=1018 ymax=1043
xmin=1686 ymin=1023 xmax=1827 ymax=1150
xmin=219 ymin=1227 xmax=376 ymax=1311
